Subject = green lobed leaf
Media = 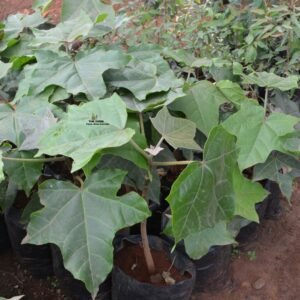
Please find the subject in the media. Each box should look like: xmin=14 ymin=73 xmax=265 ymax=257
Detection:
xmin=170 ymin=81 xmax=227 ymax=136
xmin=4 ymin=11 xmax=45 ymax=40
xmin=97 ymin=155 xmax=160 ymax=204
xmin=184 ymin=221 xmax=235 ymax=260
xmin=222 ymin=103 xmax=299 ymax=170
xmin=27 ymin=49 xmax=130 ymax=100
xmin=232 ymin=166 xmax=268 ymax=222
xmin=150 ymin=106 xmax=201 ymax=150
xmin=270 ymin=90 xmax=300 ymax=117
xmin=3 ymin=151 xmax=43 ymax=196
xmin=31 ymin=12 xmax=94 ymax=47
xmin=24 ymin=169 xmax=150 ymax=298
xmin=105 ymin=57 xmax=182 ymax=101
xmin=242 ymin=72 xmax=299 ymax=91
xmin=253 ymin=151 xmax=300 ymax=201
xmin=61 ymin=0 xmax=115 ymax=24
xmin=0 ymin=97 xmax=56 ymax=148
xmin=20 ymin=192 xmax=43 ymax=224
xmin=36 ymin=94 xmax=135 ymax=172
xmin=166 ymin=125 xmax=267 ymax=246
xmin=216 ymin=80 xmax=254 ymax=107
xmin=167 ymin=126 xmax=237 ymax=243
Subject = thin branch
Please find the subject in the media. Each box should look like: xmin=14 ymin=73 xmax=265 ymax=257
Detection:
xmin=74 ymin=176 xmax=84 ymax=189
xmin=130 ymin=139 xmax=150 ymax=161
xmin=141 ymin=220 xmax=156 ymax=274
xmin=264 ymin=88 xmax=269 ymax=116
xmin=152 ymin=160 xmax=194 ymax=167
xmin=1 ymin=156 xmax=65 ymax=163
xmin=138 ymin=112 xmax=145 ymax=136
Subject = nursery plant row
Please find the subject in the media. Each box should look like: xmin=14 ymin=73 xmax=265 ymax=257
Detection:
xmin=0 ymin=0 xmax=300 ymax=299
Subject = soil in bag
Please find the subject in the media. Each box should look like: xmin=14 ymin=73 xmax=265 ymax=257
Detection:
xmin=112 ymin=235 xmax=195 ymax=300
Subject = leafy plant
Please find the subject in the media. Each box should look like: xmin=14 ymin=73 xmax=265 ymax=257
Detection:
xmin=0 ymin=1 xmax=299 ymax=299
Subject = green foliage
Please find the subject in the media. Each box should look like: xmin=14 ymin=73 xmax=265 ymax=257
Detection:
xmin=36 ymin=94 xmax=135 ymax=172
xmin=184 ymin=221 xmax=235 ymax=260
xmin=253 ymin=151 xmax=300 ymax=201
xmin=24 ymin=169 xmax=150 ymax=297
xmin=150 ymin=106 xmax=201 ymax=150
xmin=3 ymin=151 xmax=43 ymax=196
xmin=0 ymin=62 xmax=12 ymax=79
xmin=0 ymin=1 xmax=300 ymax=298
xmin=223 ymin=103 xmax=299 ymax=170
xmin=242 ymin=72 xmax=299 ymax=91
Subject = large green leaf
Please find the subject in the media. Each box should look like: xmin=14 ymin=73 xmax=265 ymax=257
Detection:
xmin=27 ymin=49 xmax=130 ymax=100
xmin=0 ymin=98 xmax=56 ymax=148
xmin=242 ymin=72 xmax=299 ymax=91
xmin=170 ymin=81 xmax=227 ymax=136
xmin=122 ymin=86 xmax=185 ymax=112
xmin=222 ymin=103 xmax=299 ymax=170
xmin=0 ymin=62 xmax=12 ymax=80
xmin=97 ymin=155 xmax=160 ymax=203
xmin=270 ymin=90 xmax=300 ymax=117
xmin=3 ymin=151 xmax=43 ymax=196
xmin=166 ymin=126 xmax=266 ymax=244
xmin=232 ymin=166 xmax=268 ymax=222
xmin=36 ymin=94 xmax=135 ymax=172
xmin=61 ymin=0 xmax=115 ymax=24
xmin=4 ymin=12 xmax=45 ymax=40
xmin=105 ymin=58 xmax=182 ymax=101
xmin=184 ymin=221 xmax=235 ymax=259
xmin=31 ymin=12 xmax=94 ymax=47
xmin=253 ymin=151 xmax=300 ymax=201
xmin=24 ymin=169 xmax=150 ymax=298
xmin=166 ymin=126 xmax=237 ymax=243
xmin=150 ymin=107 xmax=201 ymax=150
xmin=216 ymin=80 xmax=254 ymax=107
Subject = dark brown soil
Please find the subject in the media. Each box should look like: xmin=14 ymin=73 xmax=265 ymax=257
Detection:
xmin=194 ymin=184 xmax=300 ymax=300
xmin=0 ymin=251 xmax=69 ymax=300
xmin=114 ymin=243 xmax=190 ymax=285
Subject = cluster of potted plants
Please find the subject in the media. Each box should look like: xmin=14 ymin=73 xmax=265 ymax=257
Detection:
xmin=0 ymin=1 xmax=300 ymax=299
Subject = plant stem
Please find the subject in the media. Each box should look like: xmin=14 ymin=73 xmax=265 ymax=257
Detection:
xmin=130 ymin=140 xmax=150 ymax=160
xmin=140 ymin=220 xmax=156 ymax=274
xmin=264 ymin=88 xmax=269 ymax=116
xmin=138 ymin=112 xmax=145 ymax=136
xmin=74 ymin=176 xmax=84 ymax=189
xmin=1 ymin=156 xmax=65 ymax=163
xmin=152 ymin=160 xmax=194 ymax=167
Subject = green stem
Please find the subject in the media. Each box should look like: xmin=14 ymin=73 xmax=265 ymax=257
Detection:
xmin=152 ymin=160 xmax=194 ymax=167
xmin=264 ymin=88 xmax=269 ymax=116
xmin=139 ymin=112 xmax=145 ymax=136
xmin=1 ymin=156 xmax=65 ymax=163
xmin=130 ymin=140 xmax=150 ymax=161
